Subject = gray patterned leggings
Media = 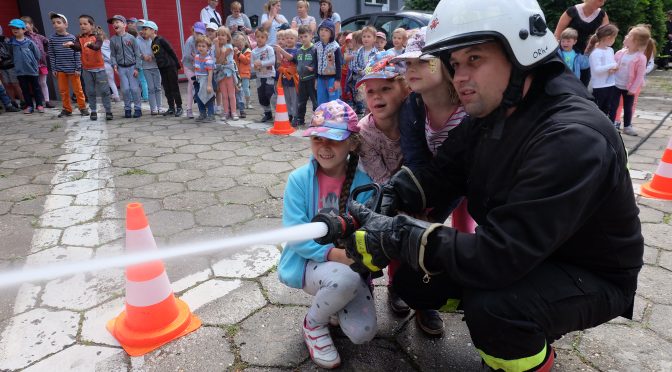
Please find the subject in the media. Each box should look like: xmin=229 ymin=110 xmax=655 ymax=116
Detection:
xmin=303 ymin=260 xmax=377 ymax=344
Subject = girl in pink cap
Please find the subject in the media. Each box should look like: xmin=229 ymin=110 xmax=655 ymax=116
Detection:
xmin=279 ymin=99 xmax=377 ymax=369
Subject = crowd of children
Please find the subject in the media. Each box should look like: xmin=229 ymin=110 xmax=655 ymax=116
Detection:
xmin=559 ymin=23 xmax=656 ymax=136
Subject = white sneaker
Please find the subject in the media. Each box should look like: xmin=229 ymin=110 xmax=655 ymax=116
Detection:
xmin=623 ymin=126 xmax=638 ymax=136
xmin=303 ymin=317 xmax=340 ymax=369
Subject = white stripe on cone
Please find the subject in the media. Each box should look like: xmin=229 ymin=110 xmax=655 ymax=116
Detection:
xmin=126 ymin=227 xmax=158 ymax=252
xmin=125 ymin=271 xmax=173 ymax=307
xmin=655 ymin=161 xmax=672 ymax=179
xmin=277 ymin=94 xmax=286 ymax=105
xmin=275 ymin=111 xmax=289 ymax=121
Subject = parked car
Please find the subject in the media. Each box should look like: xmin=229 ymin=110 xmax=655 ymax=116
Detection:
xmin=341 ymin=10 xmax=432 ymax=49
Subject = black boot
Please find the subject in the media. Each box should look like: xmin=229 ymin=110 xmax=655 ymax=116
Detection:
xmin=163 ymin=107 xmax=175 ymax=116
xmin=261 ymin=111 xmax=273 ymax=122
xmin=387 ymin=287 xmax=410 ymax=315
xmin=415 ymin=309 xmax=444 ymax=336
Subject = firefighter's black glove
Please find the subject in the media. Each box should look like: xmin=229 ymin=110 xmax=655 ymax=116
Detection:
xmin=380 ymin=166 xmax=427 ymax=217
xmin=345 ymin=200 xmax=444 ymax=277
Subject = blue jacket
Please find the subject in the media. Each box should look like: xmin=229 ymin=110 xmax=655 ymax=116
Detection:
xmin=557 ymin=49 xmax=589 ymax=78
xmin=278 ymin=157 xmax=373 ymax=288
xmin=9 ymin=38 xmax=40 ymax=76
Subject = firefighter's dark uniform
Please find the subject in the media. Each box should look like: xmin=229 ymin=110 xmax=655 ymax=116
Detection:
xmin=392 ymin=57 xmax=644 ymax=367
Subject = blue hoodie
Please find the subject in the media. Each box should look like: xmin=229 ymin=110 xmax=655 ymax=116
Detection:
xmin=278 ymin=157 xmax=373 ymax=289
xmin=9 ymin=37 xmax=40 ymax=76
xmin=315 ymin=19 xmax=341 ymax=77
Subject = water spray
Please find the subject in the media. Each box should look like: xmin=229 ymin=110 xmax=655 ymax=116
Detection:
xmin=0 ymin=184 xmax=381 ymax=288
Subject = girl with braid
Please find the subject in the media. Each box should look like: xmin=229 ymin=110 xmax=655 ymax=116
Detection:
xmin=279 ymin=99 xmax=377 ymax=369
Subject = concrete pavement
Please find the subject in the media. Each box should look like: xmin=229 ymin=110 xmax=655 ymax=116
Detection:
xmin=0 ymin=71 xmax=671 ymax=371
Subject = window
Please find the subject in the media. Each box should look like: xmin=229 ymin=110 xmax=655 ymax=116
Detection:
xmin=374 ymin=16 xmax=402 ymax=36
xmin=341 ymin=18 xmax=369 ymax=32
xmin=365 ymin=0 xmax=388 ymax=5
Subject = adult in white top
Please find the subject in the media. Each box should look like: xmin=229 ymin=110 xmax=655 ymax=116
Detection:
xmin=260 ymin=0 xmax=288 ymax=46
xmin=200 ymin=0 xmax=223 ymax=27
xmin=319 ymin=0 xmax=341 ymax=35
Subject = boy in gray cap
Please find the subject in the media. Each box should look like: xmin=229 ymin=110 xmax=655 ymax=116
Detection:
xmin=108 ymin=15 xmax=143 ymax=118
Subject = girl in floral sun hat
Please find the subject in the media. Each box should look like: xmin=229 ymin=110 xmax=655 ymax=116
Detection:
xmin=279 ymin=99 xmax=377 ymax=369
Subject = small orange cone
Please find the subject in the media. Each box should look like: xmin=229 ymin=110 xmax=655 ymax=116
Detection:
xmin=268 ymin=84 xmax=295 ymax=135
xmin=641 ymin=137 xmax=672 ymax=200
xmin=106 ymin=202 xmax=201 ymax=356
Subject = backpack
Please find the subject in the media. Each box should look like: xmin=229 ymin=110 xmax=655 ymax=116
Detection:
xmin=0 ymin=39 xmax=14 ymax=70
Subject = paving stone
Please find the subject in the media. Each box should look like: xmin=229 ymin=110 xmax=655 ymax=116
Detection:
xmin=180 ymin=159 xmax=223 ymax=170
xmin=236 ymin=173 xmax=280 ymax=187
xmin=631 ymin=265 xmax=672 ymax=305
xmin=50 ymin=153 xmax=91 ymax=164
xmin=39 ymin=206 xmax=99 ymax=228
xmin=0 ymin=175 xmax=30 ymax=190
xmin=0 ymin=200 xmax=11 ymax=215
xmin=26 ymin=246 xmax=92 ymax=266
xmin=251 ymin=198 xmax=283 ymax=218
xmin=172 ymin=268 xmax=212 ymax=293
xmin=369 ymin=286 xmax=414 ymax=339
xmin=73 ymin=188 xmax=117 ymax=206
xmin=157 ymin=169 xmax=204 ymax=183
xmin=578 ymin=324 xmax=672 ymax=371
xmin=0 ymin=308 xmax=79 ymax=370
xmin=167 ymin=226 xmax=234 ymax=245
xmin=51 ymin=178 xmax=105 ymax=195
xmin=216 ymin=186 xmax=269 ymax=204
xmin=0 ymin=214 xmax=39 ymax=259
xmin=211 ymin=141 xmax=246 ymax=151
xmin=133 ymin=182 xmax=184 ymax=198
xmin=267 ymin=183 xmax=285 ymax=198
xmin=11 ymin=283 xmax=41 ymax=315
xmin=637 ymin=197 xmax=672 ymax=214
xmin=301 ymin=338 xmax=416 ymax=371
xmin=11 ymin=195 xmax=46 ymax=215
xmin=648 ymin=303 xmax=672 ymax=342
xmin=643 ymin=245 xmax=659 ymax=265
xmin=134 ymin=147 xmax=174 ymax=157
xmin=235 ymin=306 xmax=308 ymax=367
xmin=0 ymin=157 xmax=45 ymax=169
xmin=43 ymin=195 xmax=74 ymax=211
xmin=81 ymin=297 xmax=123 ymax=346
xmin=233 ymin=217 xmax=282 ymax=233
xmin=234 ymin=146 xmax=273 ymax=157
xmin=660 ymin=250 xmax=672 ymax=271
xmin=553 ymin=348 xmax=598 ymax=371
xmin=182 ymin=279 xmax=259 ymax=321
xmin=61 ymin=220 xmax=125 ymax=247
xmin=177 ymin=144 xmax=212 ymax=154
xmin=195 ymin=204 xmax=253 ymax=227
xmin=260 ymin=273 xmax=312 ymax=306
xmin=188 ymin=136 xmax=223 ymax=145
xmin=144 ymin=326 xmax=234 ymax=371
xmin=113 ymin=174 xmax=156 ymax=188
xmin=212 ymin=244 xmax=279 ymax=278
xmin=155 ymin=154 xmax=196 ymax=164
xmin=250 ymin=161 xmax=294 ymax=175
xmin=187 ymin=176 xmax=236 ymax=192
xmin=205 ymin=165 xmax=248 ymax=178
xmin=262 ymin=151 xmax=302 ymax=162
xmin=41 ymin=272 xmax=124 ymax=311
xmin=163 ymin=191 xmax=218 ymax=211
xmin=638 ymin=205 xmax=664 ymax=223
xmin=66 ymin=159 xmax=111 ymax=171
xmin=147 ymin=210 xmax=195 ymax=237
xmin=164 ymin=254 xmax=213 ymax=287
xmin=398 ymin=312 xmax=482 ymax=370
xmin=113 ymin=156 xmax=155 ymax=168
xmin=23 ymin=345 xmax=125 ymax=372
xmin=102 ymin=199 xmax=162 ymax=219
xmin=0 ymin=184 xmax=50 ymax=202
xmin=139 ymin=162 xmax=179 ymax=174
xmin=640 ymin=223 xmax=672 ymax=249
xmin=221 ymin=155 xmax=259 ymax=166
xmin=196 ymin=150 xmax=236 ymax=160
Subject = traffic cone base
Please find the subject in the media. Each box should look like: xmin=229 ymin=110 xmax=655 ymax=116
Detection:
xmin=106 ymin=298 xmax=201 ymax=356
xmin=269 ymin=84 xmax=295 ymax=135
xmin=640 ymin=138 xmax=672 ymax=200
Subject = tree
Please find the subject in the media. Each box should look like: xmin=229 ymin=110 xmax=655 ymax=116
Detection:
xmin=403 ymin=0 xmax=440 ymax=11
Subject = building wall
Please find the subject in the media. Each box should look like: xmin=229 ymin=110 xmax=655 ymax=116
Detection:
xmin=0 ymin=1 xmax=21 ymax=36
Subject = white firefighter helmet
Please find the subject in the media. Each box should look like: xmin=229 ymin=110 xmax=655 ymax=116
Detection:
xmin=423 ymin=0 xmax=558 ymax=70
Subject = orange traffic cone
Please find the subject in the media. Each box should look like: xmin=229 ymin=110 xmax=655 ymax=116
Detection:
xmin=268 ymin=84 xmax=295 ymax=135
xmin=641 ymin=137 xmax=672 ymax=200
xmin=106 ymin=202 xmax=201 ymax=356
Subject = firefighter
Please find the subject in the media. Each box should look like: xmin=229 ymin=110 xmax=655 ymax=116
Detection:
xmin=343 ymin=0 xmax=644 ymax=370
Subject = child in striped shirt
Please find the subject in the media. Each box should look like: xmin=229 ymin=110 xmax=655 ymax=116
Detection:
xmin=48 ymin=12 xmax=88 ymax=118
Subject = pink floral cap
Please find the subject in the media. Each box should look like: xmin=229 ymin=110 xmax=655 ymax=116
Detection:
xmin=391 ymin=27 xmax=432 ymax=61
xmin=302 ymin=99 xmax=360 ymax=141
xmin=356 ymin=50 xmax=404 ymax=88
